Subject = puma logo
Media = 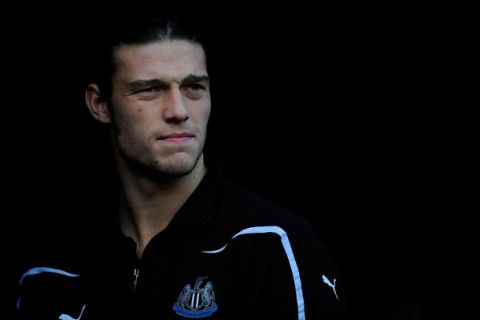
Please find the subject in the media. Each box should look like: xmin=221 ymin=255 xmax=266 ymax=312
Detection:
xmin=59 ymin=304 xmax=86 ymax=320
xmin=322 ymin=275 xmax=339 ymax=300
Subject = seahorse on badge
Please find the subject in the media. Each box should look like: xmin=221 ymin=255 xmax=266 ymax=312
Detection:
xmin=178 ymin=284 xmax=193 ymax=306
xmin=201 ymin=282 xmax=215 ymax=306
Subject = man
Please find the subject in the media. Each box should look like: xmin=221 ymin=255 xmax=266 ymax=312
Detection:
xmin=16 ymin=14 xmax=348 ymax=319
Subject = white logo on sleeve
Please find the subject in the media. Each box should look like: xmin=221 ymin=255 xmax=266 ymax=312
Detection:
xmin=322 ymin=275 xmax=339 ymax=300
xmin=59 ymin=304 xmax=86 ymax=320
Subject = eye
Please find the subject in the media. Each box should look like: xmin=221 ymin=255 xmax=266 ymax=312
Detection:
xmin=184 ymin=83 xmax=205 ymax=91
xmin=132 ymin=86 xmax=166 ymax=99
xmin=129 ymin=86 xmax=166 ymax=100
xmin=138 ymin=86 xmax=162 ymax=93
xmin=181 ymin=83 xmax=207 ymax=99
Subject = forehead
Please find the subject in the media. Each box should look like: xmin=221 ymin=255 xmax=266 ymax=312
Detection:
xmin=113 ymin=40 xmax=207 ymax=79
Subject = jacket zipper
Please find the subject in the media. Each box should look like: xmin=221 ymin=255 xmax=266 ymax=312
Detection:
xmin=133 ymin=268 xmax=140 ymax=292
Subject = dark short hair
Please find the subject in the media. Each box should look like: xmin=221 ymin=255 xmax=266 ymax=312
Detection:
xmin=87 ymin=11 xmax=208 ymax=100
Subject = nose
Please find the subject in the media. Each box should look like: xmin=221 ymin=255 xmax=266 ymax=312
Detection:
xmin=163 ymin=88 xmax=189 ymax=123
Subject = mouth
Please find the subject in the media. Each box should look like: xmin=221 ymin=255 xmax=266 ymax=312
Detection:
xmin=157 ymin=132 xmax=195 ymax=143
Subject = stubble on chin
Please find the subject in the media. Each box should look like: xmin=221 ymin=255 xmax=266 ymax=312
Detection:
xmin=150 ymin=154 xmax=200 ymax=177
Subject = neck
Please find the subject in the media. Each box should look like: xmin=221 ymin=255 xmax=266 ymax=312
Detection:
xmin=117 ymin=155 xmax=206 ymax=258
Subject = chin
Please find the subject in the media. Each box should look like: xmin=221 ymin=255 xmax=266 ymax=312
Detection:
xmin=154 ymin=154 xmax=201 ymax=177
xmin=160 ymin=165 xmax=195 ymax=177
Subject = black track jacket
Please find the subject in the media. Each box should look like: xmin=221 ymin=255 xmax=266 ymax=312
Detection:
xmin=17 ymin=165 xmax=348 ymax=319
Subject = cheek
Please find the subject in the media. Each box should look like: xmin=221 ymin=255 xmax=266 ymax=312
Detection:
xmin=190 ymin=105 xmax=211 ymax=128
xmin=197 ymin=112 xmax=211 ymax=132
xmin=200 ymin=105 xmax=212 ymax=123
xmin=114 ymin=111 xmax=150 ymax=140
xmin=116 ymin=107 xmax=152 ymax=126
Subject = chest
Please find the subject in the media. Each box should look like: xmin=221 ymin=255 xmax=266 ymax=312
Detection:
xmin=20 ymin=233 xmax=287 ymax=319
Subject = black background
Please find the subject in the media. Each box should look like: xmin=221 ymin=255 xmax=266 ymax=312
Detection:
xmin=4 ymin=4 xmax=476 ymax=319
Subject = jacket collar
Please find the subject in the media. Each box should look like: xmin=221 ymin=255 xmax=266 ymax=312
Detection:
xmin=83 ymin=158 xmax=225 ymax=249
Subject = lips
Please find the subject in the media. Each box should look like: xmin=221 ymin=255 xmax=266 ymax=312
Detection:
xmin=157 ymin=132 xmax=195 ymax=143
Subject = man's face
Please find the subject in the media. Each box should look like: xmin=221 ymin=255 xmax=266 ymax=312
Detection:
xmin=109 ymin=39 xmax=211 ymax=177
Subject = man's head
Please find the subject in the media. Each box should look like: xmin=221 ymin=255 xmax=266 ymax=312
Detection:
xmin=85 ymin=15 xmax=211 ymax=178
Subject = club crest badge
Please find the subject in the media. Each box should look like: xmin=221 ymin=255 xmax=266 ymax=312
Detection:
xmin=173 ymin=276 xmax=218 ymax=318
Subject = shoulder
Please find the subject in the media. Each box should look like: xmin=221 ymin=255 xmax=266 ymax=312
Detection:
xmin=220 ymin=179 xmax=311 ymax=231
xmin=213 ymin=180 xmax=349 ymax=317
xmin=213 ymin=179 xmax=331 ymax=258
xmin=205 ymin=160 xmax=308 ymax=232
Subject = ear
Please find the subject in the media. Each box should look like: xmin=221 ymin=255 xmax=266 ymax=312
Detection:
xmin=85 ymin=83 xmax=112 ymax=124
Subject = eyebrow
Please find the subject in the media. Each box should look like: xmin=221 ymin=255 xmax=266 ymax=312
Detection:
xmin=126 ymin=74 xmax=209 ymax=92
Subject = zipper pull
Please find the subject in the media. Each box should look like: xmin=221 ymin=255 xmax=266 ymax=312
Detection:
xmin=133 ymin=268 xmax=140 ymax=291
